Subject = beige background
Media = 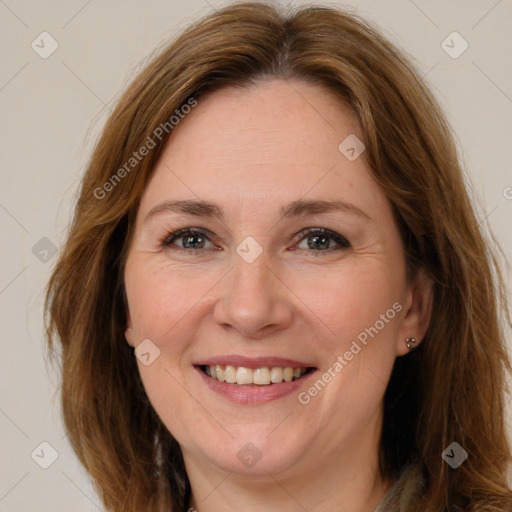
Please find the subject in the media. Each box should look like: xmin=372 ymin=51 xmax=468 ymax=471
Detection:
xmin=0 ymin=0 xmax=511 ymax=510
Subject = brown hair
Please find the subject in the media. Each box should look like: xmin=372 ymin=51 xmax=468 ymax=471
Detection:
xmin=45 ymin=2 xmax=512 ymax=511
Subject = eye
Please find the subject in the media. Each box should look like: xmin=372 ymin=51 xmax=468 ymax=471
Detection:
xmin=162 ymin=228 xmax=215 ymax=250
xmin=161 ymin=227 xmax=350 ymax=254
xmin=293 ymin=228 xmax=350 ymax=253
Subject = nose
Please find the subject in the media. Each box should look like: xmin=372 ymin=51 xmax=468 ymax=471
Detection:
xmin=212 ymin=246 xmax=293 ymax=339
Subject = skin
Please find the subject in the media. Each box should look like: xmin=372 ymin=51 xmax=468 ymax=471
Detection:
xmin=123 ymin=79 xmax=433 ymax=512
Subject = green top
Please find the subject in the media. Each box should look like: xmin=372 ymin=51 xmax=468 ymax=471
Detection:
xmin=372 ymin=462 xmax=425 ymax=512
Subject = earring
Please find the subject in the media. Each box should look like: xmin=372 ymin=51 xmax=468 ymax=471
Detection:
xmin=406 ymin=337 xmax=417 ymax=350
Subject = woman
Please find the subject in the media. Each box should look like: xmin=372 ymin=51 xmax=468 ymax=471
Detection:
xmin=45 ymin=2 xmax=512 ymax=511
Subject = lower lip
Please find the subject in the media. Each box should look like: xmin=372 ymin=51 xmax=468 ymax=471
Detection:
xmin=195 ymin=367 xmax=317 ymax=404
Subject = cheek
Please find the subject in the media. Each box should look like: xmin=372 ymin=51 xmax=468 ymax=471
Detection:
xmin=124 ymin=256 xmax=222 ymax=342
xmin=294 ymin=263 xmax=403 ymax=426
xmin=285 ymin=260 xmax=404 ymax=352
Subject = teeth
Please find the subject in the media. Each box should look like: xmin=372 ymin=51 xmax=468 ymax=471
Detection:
xmin=225 ymin=365 xmax=236 ymax=383
xmin=216 ymin=365 xmax=225 ymax=382
xmin=253 ymin=367 xmax=270 ymax=385
xmin=283 ymin=367 xmax=293 ymax=382
xmin=270 ymin=367 xmax=283 ymax=383
xmin=203 ymin=365 xmax=308 ymax=385
xmin=236 ymin=367 xmax=253 ymax=385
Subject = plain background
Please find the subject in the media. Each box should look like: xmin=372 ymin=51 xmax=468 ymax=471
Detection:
xmin=0 ymin=1 xmax=511 ymax=510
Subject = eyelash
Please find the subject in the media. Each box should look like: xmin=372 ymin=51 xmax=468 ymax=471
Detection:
xmin=161 ymin=227 xmax=350 ymax=254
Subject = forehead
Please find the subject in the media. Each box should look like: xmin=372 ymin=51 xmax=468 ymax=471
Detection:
xmin=137 ymin=79 xmax=388 ymax=222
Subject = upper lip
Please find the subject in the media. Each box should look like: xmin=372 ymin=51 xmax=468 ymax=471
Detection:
xmin=194 ymin=355 xmax=316 ymax=369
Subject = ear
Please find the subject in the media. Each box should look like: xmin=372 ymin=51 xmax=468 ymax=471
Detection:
xmin=396 ymin=267 xmax=434 ymax=356
xmin=124 ymin=312 xmax=136 ymax=348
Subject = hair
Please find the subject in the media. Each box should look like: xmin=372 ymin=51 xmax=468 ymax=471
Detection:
xmin=45 ymin=2 xmax=512 ymax=511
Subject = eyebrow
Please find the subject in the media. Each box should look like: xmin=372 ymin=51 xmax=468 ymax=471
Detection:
xmin=144 ymin=198 xmax=371 ymax=223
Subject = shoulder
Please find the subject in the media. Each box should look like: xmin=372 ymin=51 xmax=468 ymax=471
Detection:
xmin=373 ymin=462 xmax=426 ymax=512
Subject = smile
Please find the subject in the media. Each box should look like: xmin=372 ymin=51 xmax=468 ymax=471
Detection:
xmin=194 ymin=356 xmax=318 ymax=403
xmin=201 ymin=365 xmax=314 ymax=385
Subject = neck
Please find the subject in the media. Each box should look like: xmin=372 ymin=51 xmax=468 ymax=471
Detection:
xmin=183 ymin=406 xmax=392 ymax=512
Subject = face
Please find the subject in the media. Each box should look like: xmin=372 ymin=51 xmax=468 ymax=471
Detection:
xmin=123 ymin=79 xmax=430 ymax=479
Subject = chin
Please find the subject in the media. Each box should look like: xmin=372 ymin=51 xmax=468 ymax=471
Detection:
xmin=191 ymin=428 xmax=312 ymax=476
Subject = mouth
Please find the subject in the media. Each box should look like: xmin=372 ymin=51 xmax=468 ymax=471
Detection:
xmin=198 ymin=364 xmax=316 ymax=385
xmin=193 ymin=356 xmax=318 ymax=404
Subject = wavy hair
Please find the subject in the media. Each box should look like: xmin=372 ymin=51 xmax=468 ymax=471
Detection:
xmin=45 ymin=3 xmax=512 ymax=511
